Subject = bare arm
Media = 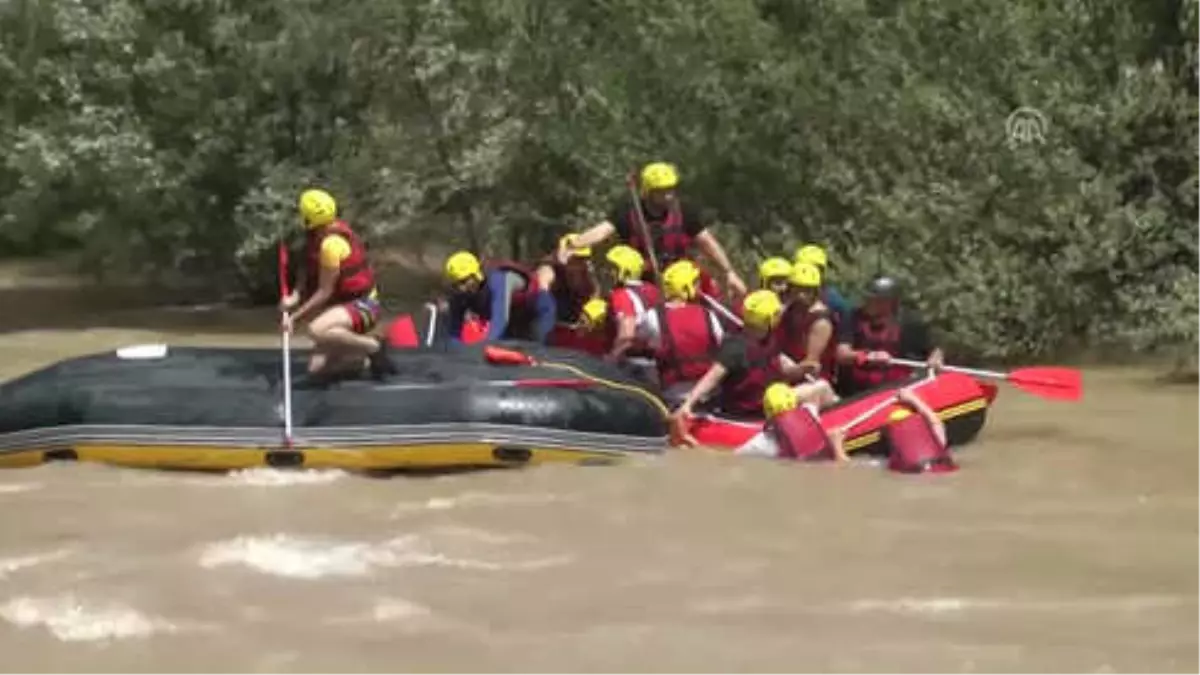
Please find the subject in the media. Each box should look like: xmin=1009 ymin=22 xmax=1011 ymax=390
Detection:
xmin=607 ymin=315 xmax=638 ymax=361
xmin=675 ymin=362 xmax=728 ymax=416
xmin=799 ymin=318 xmax=834 ymax=375
xmin=694 ymin=230 xmax=735 ymax=276
xmin=292 ymin=263 xmax=338 ymax=323
xmin=901 ymin=389 xmax=947 ymax=446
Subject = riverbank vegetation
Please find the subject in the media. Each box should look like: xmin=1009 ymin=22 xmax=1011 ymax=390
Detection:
xmin=1 ymin=0 xmax=1195 ymax=366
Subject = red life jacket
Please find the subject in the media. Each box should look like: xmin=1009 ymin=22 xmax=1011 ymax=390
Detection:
xmin=304 ymin=220 xmax=375 ymax=302
xmin=771 ymin=404 xmax=836 ymax=461
xmin=608 ymin=282 xmax=661 ymax=358
xmin=778 ymin=302 xmax=839 ymax=381
xmin=626 ymin=204 xmax=694 ymax=281
xmin=844 ymin=310 xmax=911 ymax=389
xmin=655 ymin=303 xmax=721 ymax=388
xmin=720 ymin=334 xmax=783 ymax=416
xmin=884 ymin=411 xmax=958 ymax=474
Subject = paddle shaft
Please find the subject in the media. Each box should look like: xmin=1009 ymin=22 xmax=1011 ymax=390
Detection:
xmin=278 ymin=242 xmax=295 ymax=447
xmin=890 ymin=358 xmax=1001 ymax=381
xmin=625 ymin=173 xmax=663 ymax=282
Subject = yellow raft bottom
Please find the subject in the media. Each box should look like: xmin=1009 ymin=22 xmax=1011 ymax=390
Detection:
xmin=0 ymin=443 xmax=626 ymax=472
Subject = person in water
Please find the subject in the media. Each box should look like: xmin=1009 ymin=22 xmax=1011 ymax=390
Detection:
xmin=794 ymin=244 xmax=851 ymax=325
xmin=653 ymin=260 xmax=727 ymax=404
xmin=280 ymin=189 xmax=389 ymax=378
xmin=732 ymin=382 xmax=848 ymax=461
xmin=884 ymin=386 xmax=957 ymax=473
xmin=441 ymin=251 xmax=552 ymax=344
xmin=557 ymin=162 xmax=748 ymax=299
xmin=670 ymin=289 xmax=815 ymax=424
xmin=775 ymin=262 xmax=839 ymax=383
xmin=836 ymin=274 xmax=944 ymax=396
xmin=537 ymin=234 xmax=601 ymax=346
xmin=601 ymin=245 xmax=662 ymax=365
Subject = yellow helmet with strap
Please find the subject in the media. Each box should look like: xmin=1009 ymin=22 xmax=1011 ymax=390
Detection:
xmin=742 ymin=289 xmax=784 ymax=331
xmin=299 ymin=189 xmax=337 ymax=228
xmin=794 ymin=244 xmax=828 ymax=268
xmin=605 ymin=245 xmax=645 ymax=283
xmin=640 ymin=162 xmax=679 ymax=193
xmin=444 ymin=251 xmax=483 ymax=285
xmin=662 ymin=260 xmax=701 ymax=301
xmin=788 ymin=262 xmax=822 ymax=289
xmin=758 ymin=257 xmax=792 ymax=287
xmin=763 ymin=383 xmax=799 ymax=419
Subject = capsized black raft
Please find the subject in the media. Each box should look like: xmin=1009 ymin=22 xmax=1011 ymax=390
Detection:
xmin=0 ymin=342 xmax=668 ymax=471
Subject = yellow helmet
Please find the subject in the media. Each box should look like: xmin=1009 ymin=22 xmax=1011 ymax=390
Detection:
xmin=559 ymin=234 xmax=592 ymax=260
xmin=299 ymin=189 xmax=337 ymax=228
xmin=662 ymin=260 xmax=701 ymax=301
xmin=581 ymin=297 xmax=608 ymax=330
xmin=444 ymin=251 xmax=483 ymax=285
xmin=605 ymin=245 xmax=645 ymax=283
xmin=794 ymin=244 xmax=828 ymax=268
xmin=763 ymin=383 xmax=799 ymax=420
xmin=640 ymin=162 xmax=679 ymax=193
xmin=758 ymin=257 xmax=792 ymax=287
xmin=888 ymin=407 xmax=914 ymax=422
xmin=742 ymin=289 xmax=784 ymax=331
xmin=788 ymin=261 xmax=822 ymax=289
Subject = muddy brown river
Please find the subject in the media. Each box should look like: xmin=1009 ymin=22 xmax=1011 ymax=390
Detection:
xmin=0 ymin=291 xmax=1195 ymax=672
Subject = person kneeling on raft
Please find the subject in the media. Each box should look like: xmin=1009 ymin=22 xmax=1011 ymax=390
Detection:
xmin=836 ymin=274 xmax=945 ymax=396
xmin=536 ymin=234 xmax=603 ymax=347
xmin=654 ymin=260 xmax=727 ymax=405
xmin=280 ymin=188 xmax=390 ymax=378
xmin=733 ymin=382 xmax=848 ymax=461
xmin=442 ymin=251 xmax=552 ymax=344
xmin=670 ymin=289 xmax=817 ymax=424
xmin=776 ymin=262 xmax=839 ymax=384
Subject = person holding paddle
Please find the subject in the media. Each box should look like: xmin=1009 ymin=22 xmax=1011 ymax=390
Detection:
xmin=556 ymin=162 xmax=749 ymax=300
xmin=835 ymin=274 xmax=944 ymax=396
xmin=280 ymin=189 xmax=390 ymax=379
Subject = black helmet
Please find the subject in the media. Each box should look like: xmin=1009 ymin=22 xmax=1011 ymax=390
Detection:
xmin=865 ymin=275 xmax=901 ymax=300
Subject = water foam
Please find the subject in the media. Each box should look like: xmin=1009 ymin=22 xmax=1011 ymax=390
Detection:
xmin=0 ymin=549 xmax=72 ymax=580
xmin=848 ymin=594 xmax=1192 ymax=615
xmin=0 ymin=595 xmax=179 ymax=642
xmin=197 ymin=533 xmax=571 ymax=579
xmin=222 ymin=468 xmax=348 ymax=487
xmin=390 ymin=490 xmax=570 ymax=516
xmin=0 ymin=482 xmax=43 ymax=495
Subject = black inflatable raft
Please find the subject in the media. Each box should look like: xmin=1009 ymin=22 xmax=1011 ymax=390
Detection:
xmin=0 ymin=343 xmax=668 ymax=471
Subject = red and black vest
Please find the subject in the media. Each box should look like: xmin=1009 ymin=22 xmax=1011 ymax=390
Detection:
xmin=625 ymin=205 xmax=695 ymax=281
xmin=655 ymin=303 xmax=721 ymax=388
xmin=771 ymin=405 xmax=836 ymax=461
xmin=884 ymin=411 xmax=957 ymax=474
xmin=778 ymin=302 xmax=839 ymax=381
xmin=720 ymin=334 xmax=783 ymax=417
xmin=304 ymin=220 xmax=375 ymax=302
xmin=844 ymin=310 xmax=911 ymax=389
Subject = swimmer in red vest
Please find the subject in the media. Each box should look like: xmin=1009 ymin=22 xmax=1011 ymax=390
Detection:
xmin=280 ymin=189 xmax=389 ymax=378
xmin=671 ymin=289 xmax=818 ymax=426
xmin=836 ymin=274 xmax=945 ymax=396
xmin=602 ymin=245 xmax=662 ymax=364
xmin=556 ymin=162 xmax=748 ymax=299
xmin=885 ymin=387 xmax=957 ymax=473
xmin=734 ymin=382 xmax=847 ymax=461
xmin=776 ymin=262 xmax=839 ymax=383
xmin=653 ymin=260 xmax=728 ymax=405
xmin=442 ymin=251 xmax=550 ymax=343
xmin=537 ymin=234 xmax=601 ymax=346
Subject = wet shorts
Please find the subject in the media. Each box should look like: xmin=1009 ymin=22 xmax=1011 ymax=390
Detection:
xmin=342 ymin=296 xmax=382 ymax=333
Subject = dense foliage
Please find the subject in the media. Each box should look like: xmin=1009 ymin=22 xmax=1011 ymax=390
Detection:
xmin=1 ymin=0 xmax=1196 ymax=361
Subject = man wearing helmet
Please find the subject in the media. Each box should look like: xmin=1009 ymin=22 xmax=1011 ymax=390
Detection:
xmin=600 ymin=245 xmax=662 ymax=365
xmin=441 ymin=251 xmax=551 ymax=343
xmin=756 ymin=257 xmax=793 ymax=297
xmin=732 ymin=382 xmax=847 ymax=461
xmin=836 ymin=275 xmax=944 ymax=396
xmin=777 ymin=262 xmax=839 ymax=383
xmin=794 ymin=244 xmax=851 ymax=326
xmin=653 ymin=260 xmax=727 ymax=405
xmin=670 ymin=289 xmax=818 ymax=426
xmin=282 ymin=189 xmax=389 ymax=378
xmin=557 ymin=162 xmax=749 ymax=300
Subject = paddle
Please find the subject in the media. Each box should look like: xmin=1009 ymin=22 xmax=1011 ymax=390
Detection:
xmin=277 ymin=241 xmax=295 ymax=448
xmin=625 ymin=171 xmax=664 ymax=282
xmin=890 ymin=358 xmax=1082 ymax=402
